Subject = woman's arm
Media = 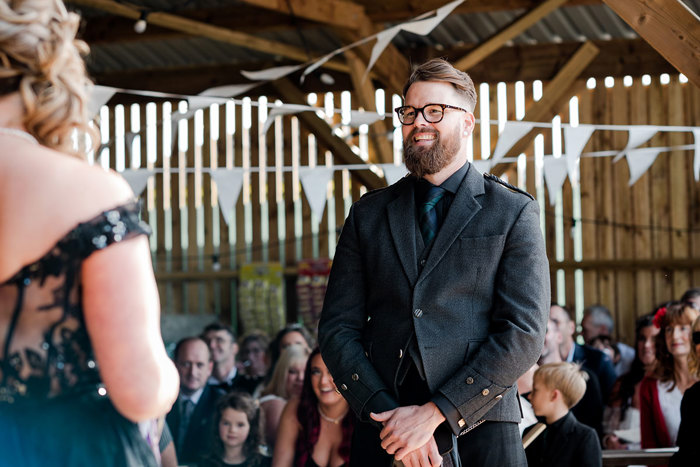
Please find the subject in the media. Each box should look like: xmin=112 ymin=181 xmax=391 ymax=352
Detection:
xmin=81 ymin=172 xmax=179 ymax=422
xmin=262 ymin=398 xmax=287 ymax=448
xmin=272 ymin=398 xmax=301 ymax=467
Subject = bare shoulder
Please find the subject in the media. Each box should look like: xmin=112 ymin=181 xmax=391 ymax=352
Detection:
xmin=0 ymin=145 xmax=135 ymax=278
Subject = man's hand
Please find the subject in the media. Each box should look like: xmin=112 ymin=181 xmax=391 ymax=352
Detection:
xmin=370 ymin=402 xmax=446 ymax=460
xmin=400 ymin=437 xmax=442 ymax=467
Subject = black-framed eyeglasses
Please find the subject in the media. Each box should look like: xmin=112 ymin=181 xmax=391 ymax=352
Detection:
xmin=693 ymin=331 xmax=700 ymax=345
xmin=394 ymin=103 xmax=468 ymax=125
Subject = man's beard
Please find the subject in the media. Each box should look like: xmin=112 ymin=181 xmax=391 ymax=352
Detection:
xmin=403 ymin=125 xmax=461 ymax=178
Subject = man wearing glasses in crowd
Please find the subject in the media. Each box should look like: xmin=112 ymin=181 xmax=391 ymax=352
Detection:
xmin=319 ymin=58 xmax=550 ymax=467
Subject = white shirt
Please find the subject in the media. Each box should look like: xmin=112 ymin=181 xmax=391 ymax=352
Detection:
xmin=657 ymin=379 xmax=683 ymax=445
xmin=180 ymin=386 xmax=205 ymax=406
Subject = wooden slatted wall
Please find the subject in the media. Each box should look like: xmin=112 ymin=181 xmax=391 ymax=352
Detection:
xmin=101 ymin=75 xmax=699 ymax=343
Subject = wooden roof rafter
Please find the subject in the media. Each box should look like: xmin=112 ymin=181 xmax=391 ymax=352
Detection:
xmin=602 ymin=0 xmax=700 ymax=88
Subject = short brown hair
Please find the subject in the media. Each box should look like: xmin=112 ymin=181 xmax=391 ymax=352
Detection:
xmin=402 ymin=58 xmax=477 ymax=111
xmin=534 ymin=362 xmax=588 ymax=409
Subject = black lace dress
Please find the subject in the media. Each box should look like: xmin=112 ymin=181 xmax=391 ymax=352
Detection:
xmin=0 ymin=202 xmax=158 ymax=467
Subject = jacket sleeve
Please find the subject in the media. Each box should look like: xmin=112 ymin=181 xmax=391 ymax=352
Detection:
xmin=434 ymin=199 xmax=550 ymax=432
xmin=318 ymin=203 xmax=399 ymax=421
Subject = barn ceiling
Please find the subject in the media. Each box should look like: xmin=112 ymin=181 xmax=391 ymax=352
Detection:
xmin=66 ymin=0 xmax=700 ymax=98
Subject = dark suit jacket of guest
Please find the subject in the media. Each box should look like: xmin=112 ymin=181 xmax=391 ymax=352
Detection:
xmin=318 ymin=164 xmax=550 ymax=457
xmin=670 ymin=381 xmax=700 ymax=467
xmin=573 ymin=344 xmax=617 ymax=404
xmin=166 ymin=385 xmax=225 ymax=465
xmin=525 ymin=411 xmax=602 ymax=467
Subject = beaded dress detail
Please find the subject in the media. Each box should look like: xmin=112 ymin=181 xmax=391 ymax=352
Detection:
xmin=0 ymin=202 xmax=149 ymax=403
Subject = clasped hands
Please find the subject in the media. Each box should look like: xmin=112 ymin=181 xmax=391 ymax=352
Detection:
xmin=370 ymin=402 xmax=446 ymax=467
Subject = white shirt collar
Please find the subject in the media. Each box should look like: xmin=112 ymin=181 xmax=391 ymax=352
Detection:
xmin=180 ymin=386 xmax=205 ymax=405
xmin=565 ymin=343 xmax=576 ymax=363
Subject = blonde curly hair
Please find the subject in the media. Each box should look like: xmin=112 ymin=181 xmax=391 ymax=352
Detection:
xmin=0 ymin=0 xmax=98 ymax=157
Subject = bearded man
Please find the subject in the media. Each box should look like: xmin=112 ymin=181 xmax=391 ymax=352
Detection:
xmin=318 ymin=58 xmax=550 ymax=467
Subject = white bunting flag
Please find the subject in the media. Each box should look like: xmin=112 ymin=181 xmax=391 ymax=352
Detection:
xmin=88 ymin=85 xmax=117 ymax=119
xmin=400 ymin=0 xmax=464 ymax=35
xmin=470 ymin=159 xmax=492 ymax=174
xmin=693 ymin=129 xmax=700 ymax=182
xmin=364 ymin=26 xmax=402 ymax=81
xmin=491 ymin=121 xmax=535 ymax=162
xmin=198 ymin=83 xmax=261 ymax=98
xmin=187 ymin=96 xmax=225 ymax=112
xmin=627 ymin=147 xmax=662 ymax=186
xmin=262 ymin=104 xmax=311 ymax=135
xmin=241 ymin=64 xmax=303 ymax=82
xmin=301 ymin=52 xmax=338 ymax=84
xmin=299 ymin=167 xmax=334 ymax=223
xmin=563 ymin=124 xmax=595 ymax=183
xmin=613 ymin=126 xmax=657 ymax=163
xmin=124 ymin=131 xmax=141 ymax=164
xmin=347 ymin=110 xmax=384 ymax=127
xmin=210 ymin=169 xmax=245 ymax=227
xmin=380 ymin=163 xmax=408 ymax=185
xmin=121 ymin=169 xmax=153 ymax=197
xmin=542 ymin=157 xmax=568 ymax=206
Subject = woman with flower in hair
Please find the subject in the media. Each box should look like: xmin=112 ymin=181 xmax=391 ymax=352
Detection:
xmin=272 ymin=348 xmax=354 ymax=467
xmin=639 ymin=302 xmax=699 ymax=448
xmin=0 ymin=1 xmax=178 ymax=465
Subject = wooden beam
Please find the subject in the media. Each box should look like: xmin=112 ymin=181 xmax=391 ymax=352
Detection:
xmin=454 ymin=0 xmax=569 ymax=71
xmin=415 ymin=38 xmax=675 ymax=83
xmin=236 ymin=0 xmax=365 ymax=30
xmin=345 ymin=49 xmax=395 ymax=164
xmin=270 ymin=78 xmax=385 ymax=190
xmin=68 ymin=0 xmax=351 ymax=74
xmin=364 ymin=0 xmax=602 ymax=22
xmin=602 ymin=0 xmax=700 ymax=88
xmin=491 ymin=41 xmax=599 ymax=176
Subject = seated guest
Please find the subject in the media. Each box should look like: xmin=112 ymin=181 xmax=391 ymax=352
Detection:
xmin=603 ymin=314 xmax=659 ymax=450
xmin=525 ymin=362 xmax=602 ymax=467
xmin=233 ymin=331 xmax=271 ymax=397
xmin=551 ymin=304 xmax=617 ymax=403
xmin=670 ymin=316 xmax=700 ymax=466
xmin=540 ymin=315 xmax=604 ymax=437
xmin=581 ymin=305 xmax=635 ymax=377
xmin=199 ymin=392 xmax=271 ymax=467
xmin=680 ymin=287 xmax=700 ymax=310
xmin=517 ymin=363 xmax=539 ymax=435
xmin=202 ymin=322 xmax=240 ymax=390
xmin=640 ymin=302 xmax=699 ymax=448
xmin=268 ymin=324 xmax=315 ymax=378
xmin=590 ymin=335 xmax=621 ymax=371
xmin=272 ymin=348 xmax=354 ymax=467
xmin=167 ymin=337 xmax=226 ymax=465
xmin=259 ymin=345 xmax=311 ymax=448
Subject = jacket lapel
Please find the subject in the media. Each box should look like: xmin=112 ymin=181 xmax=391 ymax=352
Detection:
xmin=387 ymin=180 xmax=419 ymax=286
xmin=418 ymin=164 xmax=484 ymax=281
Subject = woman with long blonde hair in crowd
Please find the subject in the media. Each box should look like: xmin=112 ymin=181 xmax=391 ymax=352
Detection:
xmin=0 ymin=1 xmax=179 ymax=465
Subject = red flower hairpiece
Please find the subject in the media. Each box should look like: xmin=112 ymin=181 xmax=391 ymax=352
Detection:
xmin=653 ymin=306 xmax=667 ymax=329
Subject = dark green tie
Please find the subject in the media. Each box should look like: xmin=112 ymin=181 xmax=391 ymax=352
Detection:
xmin=419 ymin=185 xmax=446 ymax=247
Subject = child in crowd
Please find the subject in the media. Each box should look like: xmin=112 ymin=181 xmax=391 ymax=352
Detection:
xmin=200 ymin=392 xmax=271 ymax=467
xmin=525 ymin=362 xmax=602 ymax=467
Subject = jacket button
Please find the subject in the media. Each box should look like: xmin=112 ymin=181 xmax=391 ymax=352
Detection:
xmin=420 ymin=259 xmax=426 ymax=266
xmin=482 ymin=389 xmax=489 ymax=396
xmin=413 ymin=308 xmax=423 ymax=318
xmin=351 ymin=373 xmax=359 ymax=381
xmin=495 ymin=395 xmax=503 ymax=400
xmin=341 ymin=384 xmax=348 ymax=390
xmin=398 ymin=349 xmax=403 ymax=359
xmin=466 ymin=377 xmax=474 ymax=385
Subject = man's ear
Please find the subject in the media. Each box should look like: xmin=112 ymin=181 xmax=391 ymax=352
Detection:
xmin=462 ymin=111 xmax=475 ymax=136
xmin=232 ymin=342 xmax=239 ymax=357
